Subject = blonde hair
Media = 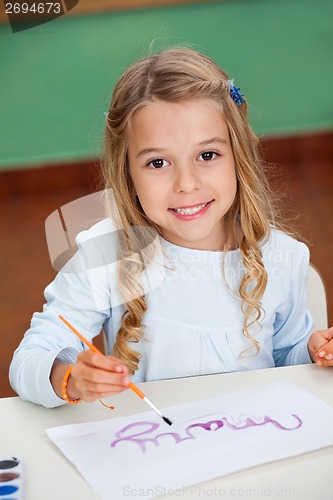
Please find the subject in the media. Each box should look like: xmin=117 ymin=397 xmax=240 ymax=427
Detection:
xmin=103 ymin=46 xmax=279 ymax=372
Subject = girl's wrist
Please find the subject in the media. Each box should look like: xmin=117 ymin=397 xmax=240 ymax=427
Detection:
xmin=62 ymin=365 xmax=81 ymax=404
xmin=50 ymin=360 xmax=81 ymax=402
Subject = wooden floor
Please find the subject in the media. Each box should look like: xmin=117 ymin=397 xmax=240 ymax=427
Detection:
xmin=1 ymin=131 xmax=332 ymax=398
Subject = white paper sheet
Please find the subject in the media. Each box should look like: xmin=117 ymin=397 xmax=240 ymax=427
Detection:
xmin=47 ymin=381 xmax=333 ymax=500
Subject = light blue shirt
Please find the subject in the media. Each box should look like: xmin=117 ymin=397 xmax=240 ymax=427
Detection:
xmin=9 ymin=220 xmax=313 ymax=407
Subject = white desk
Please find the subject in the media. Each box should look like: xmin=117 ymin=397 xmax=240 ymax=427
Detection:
xmin=1 ymin=364 xmax=332 ymax=499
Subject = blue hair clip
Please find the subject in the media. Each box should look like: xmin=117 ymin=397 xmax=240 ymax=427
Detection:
xmin=228 ymin=79 xmax=246 ymax=106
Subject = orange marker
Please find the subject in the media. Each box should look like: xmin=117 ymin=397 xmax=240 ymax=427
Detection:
xmin=58 ymin=315 xmax=172 ymax=426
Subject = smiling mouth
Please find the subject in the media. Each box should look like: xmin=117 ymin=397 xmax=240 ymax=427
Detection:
xmin=171 ymin=202 xmax=210 ymax=215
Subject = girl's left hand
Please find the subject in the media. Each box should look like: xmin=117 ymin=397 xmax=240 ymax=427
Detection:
xmin=308 ymin=326 xmax=333 ymax=366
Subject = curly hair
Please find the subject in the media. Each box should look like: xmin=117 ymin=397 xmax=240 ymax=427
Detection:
xmin=102 ymin=46 xmax=280 ymax=372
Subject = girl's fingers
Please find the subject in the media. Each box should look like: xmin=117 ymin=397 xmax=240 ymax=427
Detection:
xmin=78 ymin=363 xmax=130 ymax=386
xmin=78 ymin=350 xmax=128 ymax=374
xmin=316 ymin=335 xmax=333 ymax=360
xmin=317 ymin=326 xmax=333 ymax=344
xmin=308 ymin=328 xmax=333 ymax=367
xmin=315 ymin=357 xmax=333 ymax=367
xmin=76 ymin=378 xmax=129 ymax=395
xmin=71 ymin=351 xmax=130 ymax=402
xmin=317 ymin=343 xmax=333 ymax=367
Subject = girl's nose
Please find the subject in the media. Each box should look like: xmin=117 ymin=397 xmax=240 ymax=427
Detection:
xmin=173 ymin=165 xmax=202 ymax=194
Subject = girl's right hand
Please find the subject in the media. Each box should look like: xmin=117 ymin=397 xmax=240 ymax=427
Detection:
xmin=65 ymin=350 xmax=130 ymax=403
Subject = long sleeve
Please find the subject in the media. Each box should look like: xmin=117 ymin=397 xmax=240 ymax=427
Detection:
xmin=9 ymin=224 xmax=112 ymax=408
xmin=272 ymin=240 xmax=314 ymax=367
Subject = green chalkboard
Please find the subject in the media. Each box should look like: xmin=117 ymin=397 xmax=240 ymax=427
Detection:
xmin=0 ymin=0 xmax=332 ymax=169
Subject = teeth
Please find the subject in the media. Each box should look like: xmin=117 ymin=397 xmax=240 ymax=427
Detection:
xmin=173 ymin=203 xmax=208 ymax=215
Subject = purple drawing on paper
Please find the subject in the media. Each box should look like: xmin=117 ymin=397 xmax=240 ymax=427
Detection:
xmin=110 ymin=413 xmax=302 ymax=453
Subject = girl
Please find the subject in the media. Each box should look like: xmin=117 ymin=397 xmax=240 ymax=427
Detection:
xmin=9 ymin=47 xmax=333 ymax=408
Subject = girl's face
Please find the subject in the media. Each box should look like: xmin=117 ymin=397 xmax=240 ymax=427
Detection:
xmin=128 ymin=98 xmax=237 ymax=251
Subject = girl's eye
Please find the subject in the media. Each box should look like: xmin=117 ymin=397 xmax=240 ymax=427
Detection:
xmin=147 ymin=158 xmax=168 ymax=169
xmin=199 ymin=151 xmax=219 ymax=161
